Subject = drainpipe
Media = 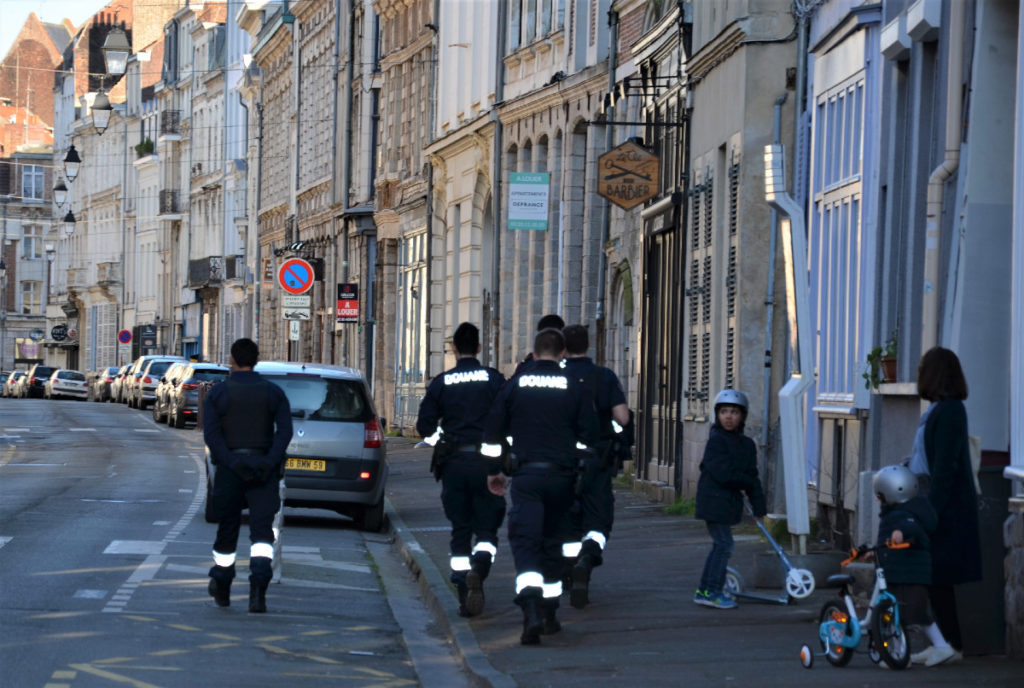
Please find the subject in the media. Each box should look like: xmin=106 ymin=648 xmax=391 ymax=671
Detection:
xmin=922 ymin=0 xmax=965 ymax=353
xmin=424 ymin=0 xmax=440 ymax=377
xmin=762 ymin=93 xmax=786 ymax=456
xmin=329 ymin=0 xmax=341 ymax=363
xmin=490 ymin=0 xmax=507 ymax=368
xmin=596 ymin=8 xmax=618 ymax=362
xmin=339 ymin=0 xmax=356 ymax=366
xmin=254 ymin=100 xmax=264 ymax=344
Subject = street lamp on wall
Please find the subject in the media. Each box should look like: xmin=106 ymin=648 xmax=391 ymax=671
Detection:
xmin=63 ymin=146 xmax=81 ymax=182
xmin=102 ymin=27 xmax=131 ymax=77
xmin=53 ymin=180 xmax=68 ymax=207
xmin=63 ymin=211 xmax=76 ymax=235
xmin=92 ymin=91 xmax=113 ymax=135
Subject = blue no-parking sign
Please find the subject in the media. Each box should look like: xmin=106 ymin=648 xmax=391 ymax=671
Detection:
xmin=278 ymin=258 xmax=315 ymax=295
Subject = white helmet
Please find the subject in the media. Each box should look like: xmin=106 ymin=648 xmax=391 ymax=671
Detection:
xmin=714 ymin=389 xmax=749 ymax=413
xmin=873 ymin=464 xmax=918 ymax=504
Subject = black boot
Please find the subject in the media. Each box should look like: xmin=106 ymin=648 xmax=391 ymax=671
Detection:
xmin=249 ymin=557 xmax=272 ymax=613
xmin=571 ymin=540 xmax=603 ymax=609
xmin=541 ymin=598 xmax=561 ymax=635
xmin=516 ymin=588 xmax=544 ymax=645
xmin=208 ymin=564 xmax=235 ymax=607
xmin=570 ymin=555 xmax=593 ymax=609
xmin=451 ymin=572 xmax=470 ymax=617
xmin=464 ymin=552 xmax=491 ymax=617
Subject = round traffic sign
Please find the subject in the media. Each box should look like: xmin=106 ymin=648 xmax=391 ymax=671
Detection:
xmin=51 ymin=324 xmax=68 ymax=342
xmin=29 ymin=328 xmax=45 ymax=342
xmin=278 ymin=258 xmax=315 ymax=295
xmin=118 ymin=329 xmax=132 ymax=344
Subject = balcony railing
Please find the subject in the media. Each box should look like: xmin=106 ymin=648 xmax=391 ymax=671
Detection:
xmin=188 ymin=256 xmax=225 ymax=288
xmin=97 ymin=262 xmax=122 ymax=286
xmin=160 ymin=109 xmax=181 ymax=135
xmin=66 ymin=268 xmax=87 ymax=290
xmin=159 ymin=189 xmax=180 ymax=215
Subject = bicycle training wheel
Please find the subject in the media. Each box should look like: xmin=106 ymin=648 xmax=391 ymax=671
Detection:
xmin=819 ymin=600 xmax=855 ymax=667
xmin=873 ymin=597 xmax=911 ymax=669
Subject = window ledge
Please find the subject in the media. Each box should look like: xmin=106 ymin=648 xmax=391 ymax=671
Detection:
xmin=874 ymin=382 xmax=918 ymax=396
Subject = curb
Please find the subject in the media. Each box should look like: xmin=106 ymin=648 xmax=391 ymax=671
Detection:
xmin=385 ymin=496 xmax=517 ymax=688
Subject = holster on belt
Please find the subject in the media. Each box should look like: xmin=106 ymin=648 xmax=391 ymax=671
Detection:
xmin=429 ymin=435 xmax=457 ymax=481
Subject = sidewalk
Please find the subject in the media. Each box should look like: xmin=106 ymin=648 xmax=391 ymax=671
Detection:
xmin=382 ymin=436 xmax=1020 ymax=687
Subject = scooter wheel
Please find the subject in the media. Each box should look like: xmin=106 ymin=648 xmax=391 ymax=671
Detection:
xmin=800 ymin=644 xmax=814 ymax=669
xmin=724 ymin=567 xmax=744 ymax=598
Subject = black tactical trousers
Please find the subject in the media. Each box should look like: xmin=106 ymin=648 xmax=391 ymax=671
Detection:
xmin=508 ymin=465 xmax=575 ymax=585
xmin=567 ymin=450 xmax=615 ymax=543
xmin=212 ymin=462 xmax=280 ymax=556
xmin=441 ymin=452 xmax=507 ymax=559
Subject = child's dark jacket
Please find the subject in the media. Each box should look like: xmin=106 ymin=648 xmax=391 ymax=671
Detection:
xmin=695 ymin=422 xmax=767 ymax=525
xmin=876 ymin=496 xmax=938 ymax=585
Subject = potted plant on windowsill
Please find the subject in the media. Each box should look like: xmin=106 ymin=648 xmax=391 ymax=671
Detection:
xmin=863 ymin=330 xmax=898 ymax=389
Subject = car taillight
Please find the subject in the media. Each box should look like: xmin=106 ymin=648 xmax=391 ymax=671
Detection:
xmin=143 ymin=376 xmax=153 ymax=384
xmin=105 ymin=377 xmax=114 ymax=383
xmin=364 ymin=418 xmax=382 ymax=448
xmin=29 ymin=376 xmax=35 ymax=384
xmin=181 ymin=382 xmax=198 ymax=390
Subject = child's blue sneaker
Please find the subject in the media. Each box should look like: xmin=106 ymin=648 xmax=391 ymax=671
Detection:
xmin=693 ymin=589 xmax=712 ymax=607
xmin=705 ymin=593 xmax=738 ymax=609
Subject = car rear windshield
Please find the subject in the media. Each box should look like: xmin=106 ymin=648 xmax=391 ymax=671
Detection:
xmin=147 ymin=361 xmax=175 ymax=376
xmin=34 ymin=367 xmax=55 ymax=377
xmin=263 ymin=374 xmax=372 ymax=423
xmin=193 ymin=370 xmax=228 ymax=383
xmin=58 ymin=371 xmax=86 ymax=380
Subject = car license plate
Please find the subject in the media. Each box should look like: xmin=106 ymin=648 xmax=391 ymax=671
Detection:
xmin=286 ymin=458 xmax=326 ymax=472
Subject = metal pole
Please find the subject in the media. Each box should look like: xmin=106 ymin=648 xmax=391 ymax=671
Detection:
xmin=1 ymin=196 xmax=7 ymax=371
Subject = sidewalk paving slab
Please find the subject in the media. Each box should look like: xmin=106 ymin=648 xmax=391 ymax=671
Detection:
xmin=382 ymin=436 xmax=1021 ymax=687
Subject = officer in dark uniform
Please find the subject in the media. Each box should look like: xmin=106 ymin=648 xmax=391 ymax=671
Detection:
xmin=559 ymin=324 xmax=631 ymax=609
xmin=511 ymin=313 xmax=564 ymax=377
xmin=482 ymin=328 xmax=599 ymax=645
xmin=203 ymin=338 xmax=292 ymax=613
xmin=415 ymin=322 xmax=507 ymax=617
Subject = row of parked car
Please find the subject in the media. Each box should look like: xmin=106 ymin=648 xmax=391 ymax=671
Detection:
xmin=1 ymin=364 xmax=89 ymax=400
xmin=1 ymin=354 xmax=389 ymax=531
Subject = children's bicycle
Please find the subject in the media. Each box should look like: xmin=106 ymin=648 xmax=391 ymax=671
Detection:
xmin=799 ymin=542 xmax=911 ymax=670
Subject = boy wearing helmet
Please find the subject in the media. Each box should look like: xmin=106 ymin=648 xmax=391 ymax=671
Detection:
xmin=873 ymin=464 xmax=955 ymax=666
xmin=694 ymin=389 xmax=767 ymax=609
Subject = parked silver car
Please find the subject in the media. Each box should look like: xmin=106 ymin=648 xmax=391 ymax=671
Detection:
xmin=125 ymin=355 xmax=185 ymax=408
xmin=2 ymin=370 xmax=25 ymax=398
xmin=203 ymin=361 xmax=388 ymax=531
xmin=162 ymin=362 xmax=229 ymax=428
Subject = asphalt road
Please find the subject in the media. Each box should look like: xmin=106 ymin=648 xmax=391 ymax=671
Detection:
xmin=0 ymin=398 xmax=466 ymax=688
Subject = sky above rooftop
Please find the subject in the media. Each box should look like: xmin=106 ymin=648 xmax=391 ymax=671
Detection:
xmin=0 ymin=0 xmax=111 ymax=62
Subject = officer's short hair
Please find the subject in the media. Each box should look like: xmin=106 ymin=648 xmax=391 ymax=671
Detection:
xmin=534 ymin=328 xmax=565 ymax=357
xmin=452 ymin=322 xmax=479 ymax=355
xmin=563 ymin=325 xmax=589 ymax=355
xmin=230 ymin=338 xmax=259 ymax=368
xmin=536 ymin=314 xmax=564 ymax=331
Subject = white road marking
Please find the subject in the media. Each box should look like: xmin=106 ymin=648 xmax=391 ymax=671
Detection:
xmin=73 ymin=590 xmax=108 ymax=599
xmin=104 ymin=541 xmax=166 ymax=555
xmin=0 ymin=536 xmax=11 ymax=549
xmin=3 ymin=428 xmax=29 ymax=432
xmin=69 ymin=428 xmax=96 ymax=432
xmin=103 ymin=554 xmax=167 ymax=613
xmin=152 ymin=521 xmax=171 ymax=526
xmin=133 ymin=429 xmax=160 ymax=433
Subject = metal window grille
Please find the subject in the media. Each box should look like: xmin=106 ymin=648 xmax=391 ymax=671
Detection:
xmin=727 ymin=244 xmax=737 ymax=317
xmin=688 ymin=333 xmax=698 ymax=398
xmin=691 ymin=183 xmax=701 ymax=251
xmin=702 ymin=255 xmax=712 ymax=323
xmin=703 ymin=174 xmax=714 ymax=247
xmin=725 ymin=326 xmax=735 ymax=389
xmin=728 ymin=156 xmax=739 ymax=235
xmin=700 ymin=332 xmax=711 ymax=401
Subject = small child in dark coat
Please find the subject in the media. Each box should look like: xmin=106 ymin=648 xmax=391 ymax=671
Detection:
xmin=873 ymin=464 xmax=956 ymax=667
xmin=693 ymin=389 xmax=766 ymax=609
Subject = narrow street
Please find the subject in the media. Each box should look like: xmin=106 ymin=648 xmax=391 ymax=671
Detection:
xmin=0 ymin=399 xmax=467 ymax=687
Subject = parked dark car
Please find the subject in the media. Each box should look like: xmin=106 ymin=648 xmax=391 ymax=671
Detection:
xmin=90 ymin=366 xmax=121 ymax=402
xmin=110 ymin=364 xmax=132 ymax=403
xmin=152 ymin=361 xmax=189 ymax=423
xmin=22 ymin=364 xmax=57 ymax=398
xmin=164 ymin=362 xmax=229 ymax=428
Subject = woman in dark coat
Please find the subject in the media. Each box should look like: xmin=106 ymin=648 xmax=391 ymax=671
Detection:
xmin=913 ymin=347 xmax=982 ymax=662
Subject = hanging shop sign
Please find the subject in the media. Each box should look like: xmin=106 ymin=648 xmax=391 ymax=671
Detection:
xmin=597 ymin=140 xmax=660 ymax=210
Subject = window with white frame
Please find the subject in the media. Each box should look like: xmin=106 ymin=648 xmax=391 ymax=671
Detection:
xmin=22 ymin=224 xmax=41 ymax=259
xmin=21 ymin=281 xmax=41 ymax=315
xmin=21 ymin=165 xmax=44 ymax=200
xmin=508 ymin=0 xmax=564 ymax=51
xmin=398 ymin=231 xmax=428 ymax=386
xmin=810 ymin=71 xmax=865 ymax=402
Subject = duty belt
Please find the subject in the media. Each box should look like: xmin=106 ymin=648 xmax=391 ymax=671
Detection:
xmin=453 ymin=444 xmax=480 ymax=454
xmin=232 ymin=448 xmax=268 ymax=456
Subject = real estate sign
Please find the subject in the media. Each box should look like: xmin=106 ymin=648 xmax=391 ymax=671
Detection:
xmin=508 ymin=172 xmax=550 ymax=230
